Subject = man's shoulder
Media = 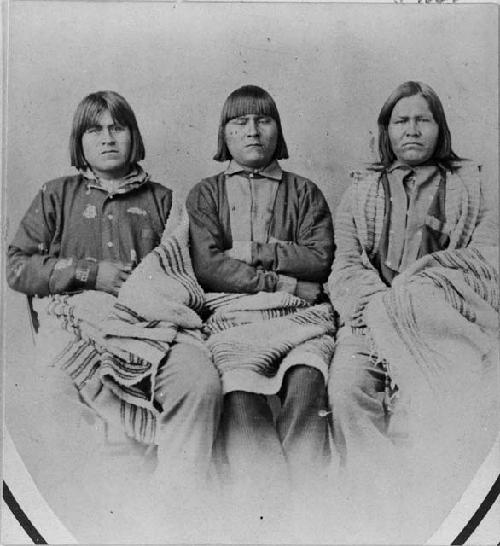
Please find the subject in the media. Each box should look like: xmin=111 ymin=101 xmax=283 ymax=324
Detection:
xmin=190 ymin=172 xmax=225 ymax=194
xmin=40 ymin=174 xmax=82 ymax=193
xmin=200 ymin=172 xmax=225 ymax=185
xmin=349 ymin=165 xmax=383 ymax=185
xmin=282 ymin=170 xmax=320 ymax=193
xmin=447 ymin=160 xmax=481 ymax=180
xmin=143 ymin=179 xmax=173 ymax=198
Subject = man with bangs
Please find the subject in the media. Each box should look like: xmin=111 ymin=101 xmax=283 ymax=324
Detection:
xmin=8 ymin=90 xmax=170 ymax=297
xmin=7 ymin=90 xmax=222 ymax=496
xmin=186 ymin=85 xmax=335 ymax=507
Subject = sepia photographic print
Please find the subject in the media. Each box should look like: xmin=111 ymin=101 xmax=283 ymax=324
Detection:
xmin=1 ymin=0 xmax=499 ymax=544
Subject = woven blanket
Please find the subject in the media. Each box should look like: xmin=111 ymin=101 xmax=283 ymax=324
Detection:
xmin=339 ymin=245 xmax=499 ymax=544
xmin=364 ymin=246 xmax=499 ymax=403
xmin=36 ymin=208 xmax=337 ymax=445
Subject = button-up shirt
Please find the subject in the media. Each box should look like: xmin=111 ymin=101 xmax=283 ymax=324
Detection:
xmin=224 ymin=160 xmax=282 ymax=243
xmin=386 ymin=162 xmax=441 ymax=271
xmin=7 ymin=169 xmax=172 ymax=296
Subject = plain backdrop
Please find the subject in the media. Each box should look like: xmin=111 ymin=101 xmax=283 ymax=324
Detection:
xmin=1 ymin=1 xmax=498 ymax=541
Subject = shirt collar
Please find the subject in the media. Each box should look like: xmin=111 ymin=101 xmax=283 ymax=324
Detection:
xmin=225 ymin=160 xmax=283 ymax=181
xmin=387 ymin=160 xmax=439 ymax=187
xmin=80 ymin=164 xmax=150 ymax=194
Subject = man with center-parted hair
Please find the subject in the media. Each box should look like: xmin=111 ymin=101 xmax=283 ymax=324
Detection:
xmin=186 ymin=85 xmax=336 ymax=504
xmin=6 ymin=90 xmax=223 ymax=494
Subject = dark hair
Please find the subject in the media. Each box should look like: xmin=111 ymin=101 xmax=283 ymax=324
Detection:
xmin=69 ymin=90 xmax=145 ymax=169
xmin=213 ymin=85 xmax=289 ymax=162
xmin=376 ymin=81 xmax=460 ymax=168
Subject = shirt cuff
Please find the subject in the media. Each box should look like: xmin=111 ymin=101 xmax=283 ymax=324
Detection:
xmin=276 ymin=274 xmax=298 ymax=294
xmin=75 ymin=258 xmax=98 ymax=289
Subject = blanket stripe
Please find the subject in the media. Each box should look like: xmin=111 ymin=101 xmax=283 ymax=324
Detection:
xmin=38 ymin=209 xmax=338 ymax=444
xmin=370 ymin=247 xmax=498 ymax=391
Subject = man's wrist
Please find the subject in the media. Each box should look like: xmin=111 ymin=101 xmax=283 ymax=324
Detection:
xmin=76 ymin=258 xmax=98 ymax=289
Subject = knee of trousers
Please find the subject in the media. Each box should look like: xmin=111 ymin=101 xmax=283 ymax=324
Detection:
xmin=181 ymin=361 xmax=222 ymax=404
xmin=282 ymin=365 xmax=327 ymax=407
xmin=328 ymin=343 xmax=378 ymax=416
xmin=156 ymin=344 xmax=223 ymax=405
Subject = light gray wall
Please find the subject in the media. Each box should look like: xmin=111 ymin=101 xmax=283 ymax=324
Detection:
xmin=3 ymin=1 xmax=498 ymax=337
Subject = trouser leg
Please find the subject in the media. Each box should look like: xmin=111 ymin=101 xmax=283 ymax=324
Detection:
xmin=220 ymin=391 xmax=288 ymax=489
xmin=219 ymin=391 xmax=292 ymax=541
xmin=277 ymin=365 xmax=331 ymax=490
xmin=153 ymin=340 xmax=222 ymax=492
xmin=327 ymin=332 xmax=404 ymax=542
xmin=328 ymin=333 xmax=388 ymax=466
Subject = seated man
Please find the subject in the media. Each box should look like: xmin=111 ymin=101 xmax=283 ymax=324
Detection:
xmin=186 ymin=85 xmax=335 ymax=507
xmin=328 ymin=81 xmax=498 ymax=543
xmin=6 ymin=90 xmax=222 ymax=495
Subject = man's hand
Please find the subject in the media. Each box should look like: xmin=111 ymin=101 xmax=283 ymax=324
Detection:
xmin=295 ymin=280 xmax=322 ymax=304
xmin=96 ymin=261 xmax=132 ymax=296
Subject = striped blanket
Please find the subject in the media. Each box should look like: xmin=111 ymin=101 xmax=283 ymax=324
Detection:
xmin=34 ymin=209 xmax=336 ymax=445
xmin=365 ymin=246 xmax=499 ymax=396
xmin=343 ymin=245 xmax=500 ymax=544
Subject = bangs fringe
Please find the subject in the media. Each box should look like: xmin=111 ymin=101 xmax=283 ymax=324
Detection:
xmin=213 ymin=85 xmax=288 ymax=162
xmin=80 ymin=98 xmax=129 ymax=130
xmin=222 ymin=94 xmax=279 ymax=124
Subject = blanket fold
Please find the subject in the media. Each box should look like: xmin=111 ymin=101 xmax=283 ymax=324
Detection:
xmin=365 ymin=246 xmax=499 ymax=398
xmin=34 ymin=207 xmax=337 ymax=445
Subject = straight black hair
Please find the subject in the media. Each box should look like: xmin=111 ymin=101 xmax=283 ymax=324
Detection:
xmin=70 ymin=90 xmax=145 ymax=170
xmin=376 ymin=81 xmax=460 ymax=169
xmin=213 ymin=85 xmax=289 ymax=162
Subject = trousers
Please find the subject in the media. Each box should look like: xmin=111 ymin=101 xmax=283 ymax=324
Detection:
xmin=153 ymin=339 xmax=223 ymax=492
xmin=219 ymin=364 xmax=331 ymax=496
xmin=327 ymin=328 xmax=499 ymax=543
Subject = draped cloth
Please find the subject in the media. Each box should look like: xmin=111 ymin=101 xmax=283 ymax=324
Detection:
xmin=33 ymin=207 xmax=336 ymax=446
xmin=332 ymin=246 xmax=500 ymax=543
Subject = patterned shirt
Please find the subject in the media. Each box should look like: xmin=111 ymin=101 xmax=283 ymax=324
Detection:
xmin=7 ymin=168 xmax=172 ymax=296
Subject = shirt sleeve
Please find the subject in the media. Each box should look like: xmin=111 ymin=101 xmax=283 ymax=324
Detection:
xmin=250 ymin=181 xmax=334 ymax=283
xmin=328 ymin=185 xmax=388 ymax=327
xmin=186 ymin=181 xmax=279 ymax=293
xmin=6 ymin=187 xmax=98 ymax=296
xmin=154 ymin=183 xmax=174 ymax=228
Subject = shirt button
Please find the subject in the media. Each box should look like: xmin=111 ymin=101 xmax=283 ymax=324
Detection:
xmin=108 ymin=214 xmax=114 ymax=220
xmin=107 ymin=241 xmax=114 ymax=248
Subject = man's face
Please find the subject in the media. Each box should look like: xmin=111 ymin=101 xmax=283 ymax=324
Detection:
xmin=224 ymin=113 xmax=278 ymax=169
xmin=81 ymin=109 xmax=132 ymax=179
xmin=388 ymin=94 xmax=439 ymax=166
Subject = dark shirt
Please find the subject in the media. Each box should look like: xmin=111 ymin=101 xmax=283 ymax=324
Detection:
xmin=7 ymin=173 xmax=172 ymax=296
xmin=373 ymin=170 xmax=449 ymax=285
xmin=186 ymin=169 xmax=334 ymax=294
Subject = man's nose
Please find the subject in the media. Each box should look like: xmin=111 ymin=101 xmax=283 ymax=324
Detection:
xmin=246 ymin=119 xmax=259 ymax=136
xmin=405 ymin=119 xmax=420 ymax=135
xmin=102 ymin=127 xmax=116 ymax=142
